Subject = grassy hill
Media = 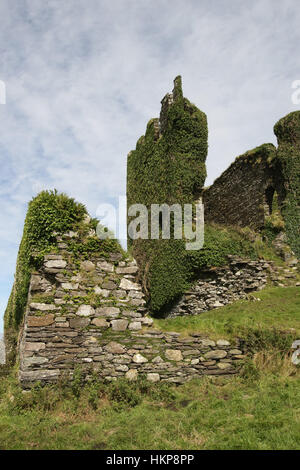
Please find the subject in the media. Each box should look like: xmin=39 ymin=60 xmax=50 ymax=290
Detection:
xmin=0 ymin=286 xmax=299 ymax=450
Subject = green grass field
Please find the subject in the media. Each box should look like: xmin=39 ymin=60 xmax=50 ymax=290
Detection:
xmin=155 ymin=287 xmax=300 ymax=339
xmin=0 ymin=286 xmax=299 ymax=450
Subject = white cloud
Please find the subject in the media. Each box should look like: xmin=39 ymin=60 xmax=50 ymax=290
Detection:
xmin=1 ymin=0 xmax=300 ymax=331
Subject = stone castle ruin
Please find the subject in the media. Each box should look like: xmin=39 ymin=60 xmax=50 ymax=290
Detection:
xmin=3 ymin=77 xmax=300 ymax=387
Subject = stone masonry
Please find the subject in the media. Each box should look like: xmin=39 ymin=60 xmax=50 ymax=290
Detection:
xmin=167 ymin=256 xmax=274 ymax=317
xmin=18 ymin=232 xmax=246 ymax=388
xmin=203 ymin=144 xmax=284 ymax=230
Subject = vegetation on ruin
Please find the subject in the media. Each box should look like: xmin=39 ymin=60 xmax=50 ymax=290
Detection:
xmin=3 ymin=190 xmax=123 ymax=364
xmin=155 ymin=286 xmax=300 ymax=340
xmin=127 ymin=76 xmax=207 ymax=211
xmin=127 ymin=79 xmax=299 ymax=315
xmin=132 ymin=222 xmax=282 ymax=315
xmin=235 ymin=143 xmax=276 ymax=165
xmin=0 ymin=285 xmax=299 ymax=450
xmin=127 ymin=76 xmax=208 ymax=314
xmin=274 ymin=111 xmax=300 ymax=259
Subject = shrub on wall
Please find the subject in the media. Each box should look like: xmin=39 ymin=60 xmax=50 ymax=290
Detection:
xmin=4 ymin=190 xmax=87 ymax=363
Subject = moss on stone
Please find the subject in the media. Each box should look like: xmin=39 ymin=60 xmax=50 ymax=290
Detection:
xmin=235 ymin=143 xmax=276 ymax=165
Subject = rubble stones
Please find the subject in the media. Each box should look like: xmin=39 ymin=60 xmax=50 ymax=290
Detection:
xmin=167 ymin=257 xmax=275 ymax=318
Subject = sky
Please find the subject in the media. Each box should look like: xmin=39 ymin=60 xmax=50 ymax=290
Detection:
xmin=0 ymin=0 xmax=300 ymax=334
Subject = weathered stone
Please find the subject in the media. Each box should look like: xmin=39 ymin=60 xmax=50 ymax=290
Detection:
xmin=69 ymin=317 xmax=90 ymax=328
xmin=109 ymin=253 xmax=123 ymax=262
xmin=147 ymin=373 xmax=160 ymax=382
xmin=81 ymin=260 xmax=95 ymax=271
xmin=130 ymin=299 xmax=146 ymax=306
xmin=128 ymin=321 xmax=142 ymax=331
xmin=200 ymin=339 xmax=216 ymax=347
xmin=54 ymin=299 xmax=66 ymax=305
xmin=101 ymin=281 xmax=117 ymax=290
xmin=44 ymin=260 xmax=67 ymax=269
xmin=76 ymin=305 xmax=95 ymax=317
xmin=97 ymin=261 xmax=114 ymax=272
xmin=55 ymin=322 xmax=70 ymax=328
xmin=119 ymin=279 xmax=141 ymax=291
xmin=116 ymin=266 xmax=138 ymax=274
xmin=152 ymin=356 xmax=163 ymax=363
xmin=23 ymin=356 xmax=49 ymax=367
xmin=292 ymin=349 xmax=300 ymax=365
xmin=128 ymin=291 xmax=144 ymax=299
xmin=191 ymin=358 xmax=200 ymax=365
xmin=19 ymin=369 xmax=60 ymax=382
xmin=30 ymin=303 xmax=57 ymax=311
xmin=182 ymin=349 xmax=200 ymax=356
xmin=112 ymin=289 xmax=127 ymax=299
xmin=27 ymin=315 xmax=55 ymax=327
xmin=141 ymin=317 xmax=154 ymax=326
xmin=125 ymin=369 xmax=138 ymax=381
xmin=61 ymin=282 xmax=79 ymax=290
xmin=205 ymin=350 xmax=227 ymax=360
xmin=229 ymin=349 xmax=242 ymax=355
xmin=52 ymin=355 xmax=74 ymax=364
xmin=96 ymin=307 xmax=120 ymax=317
xmin=122 ymin=310 xmax=142 ymax=318
xmin=116 ymin=364 xmax=129 ymax=372
xmin=30 ymin=275 xmax=53 ymax=292
xmin=213 ymin=301 xmax=224 ymax=308
xmin=91 ymin=318 xmax=110 ymax=328
xmin=217 ymin=339 xmax=230 ymax=346
xmin=94 ymin=286 xmax=110 ymax=297
xmin=24 ymin=342 xmax=45 ymax=352
xmin=165 ymin=350 xmax=183 ymax=361
xmin=133 ymin=353 xmax=148 ymax=363
xmin=104 ymin=341 xmax=126 ymax=354
xmin=217 ymin=362 xmax=232 ymax=370
xmin=111 ymin=319 xmax=129 ymax=331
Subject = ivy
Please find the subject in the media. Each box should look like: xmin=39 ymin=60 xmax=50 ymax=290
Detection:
xmin=4 ymin=190 xmax=87 ymax=362
xmin=274 ymin=112 xmax=300 ymax=258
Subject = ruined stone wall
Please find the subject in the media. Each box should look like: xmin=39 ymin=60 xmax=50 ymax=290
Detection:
xmin=203 ymin=144 xmax=281 ymax=230
xmin=167 ymin=256 xmax=274 ymax=318
xmin=18 ymin=232 xmax=246 ymax=388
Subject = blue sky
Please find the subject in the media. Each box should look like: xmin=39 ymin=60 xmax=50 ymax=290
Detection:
xmin=0 ymin=0 xmax=300 ymax=334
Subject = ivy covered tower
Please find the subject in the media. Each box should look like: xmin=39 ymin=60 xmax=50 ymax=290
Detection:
xmin=127 ymin=76 xmax=208 ymax=313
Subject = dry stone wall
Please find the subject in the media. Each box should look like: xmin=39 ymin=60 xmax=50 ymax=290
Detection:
xmin=167 ymin=256 xmax=274 ymax=317
xmin=18 ymin=233 xmax=246 ymax=388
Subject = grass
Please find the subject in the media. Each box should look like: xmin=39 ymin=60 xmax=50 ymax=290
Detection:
xmin=0 ymin=364 xmax=299 ymax=450
xmin=0 ymin=286 xmax=299 ymax=450
xmin=154 ymin=287 xmax=300 ymax=340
